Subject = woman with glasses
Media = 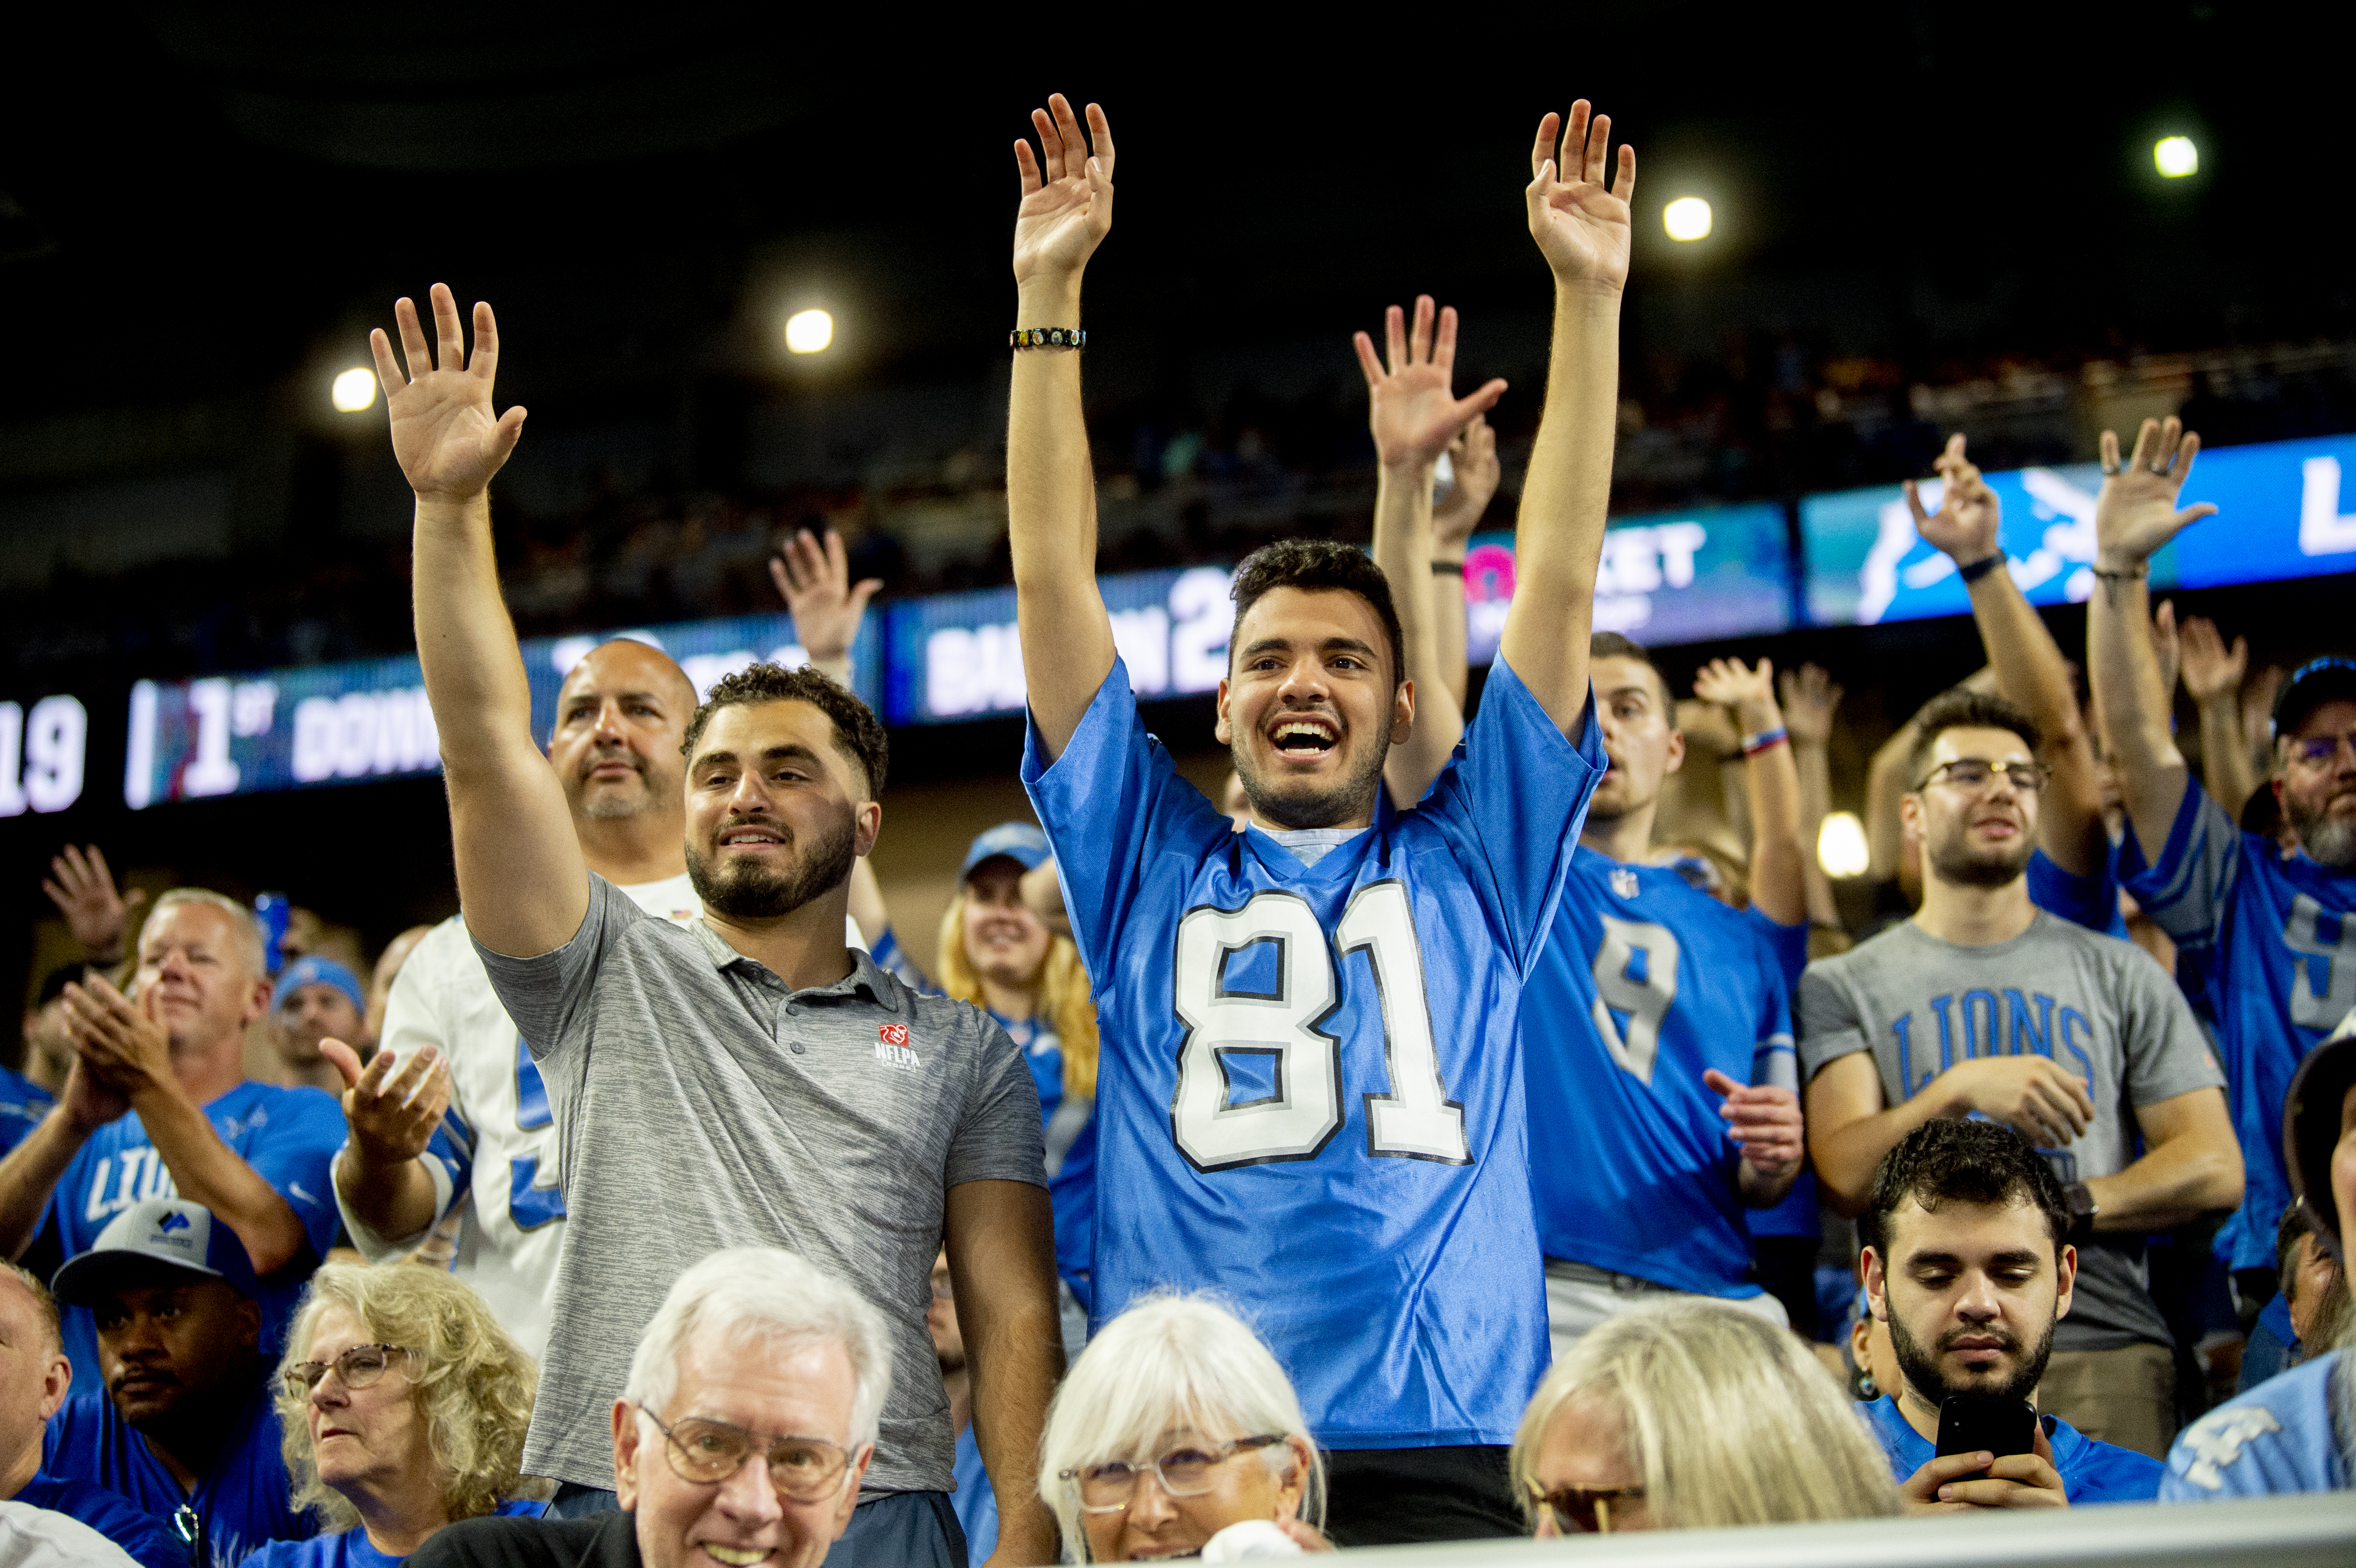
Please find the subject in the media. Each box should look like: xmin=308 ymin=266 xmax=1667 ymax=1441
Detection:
xmin=1037 ymin=1296 xmax=1328 ymax=1561
xmin=249 ymin=1265 xmax=547 ymax=1565
xmin=1510 ymin=1299 xmax=1898 ymax=1534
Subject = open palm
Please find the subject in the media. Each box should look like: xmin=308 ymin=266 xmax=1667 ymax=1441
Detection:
xmin=371 ymin=283 xmax=526 ymax=501
xmin=2096 ymin=417 xmax=2217 ymax=562
xmin=1527 ymin=101 xmax=1636 ymax=289
xmin=1354 ymin=296 xmax=1507 ymax=468
xmin=1907 ymin=433 xmax=2001 ymax=561
xmin=1012 ymin=96 xmax=1115 ymax=287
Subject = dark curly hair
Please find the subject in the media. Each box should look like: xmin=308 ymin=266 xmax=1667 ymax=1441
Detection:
xmin=1229 ymin=540 xmax=1406 ymax=689
xmin=682 ymin=664 xmax=889 ymax=798
xmin=1859 ymin=1119 xmax=2071 ymax=1261
xmin=1905 ymin=688 xmax=2042 ymax=788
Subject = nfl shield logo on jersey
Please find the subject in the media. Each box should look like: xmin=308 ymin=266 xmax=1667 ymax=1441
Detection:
xmin=1610 ymin=868 xmax=1640 ymax=900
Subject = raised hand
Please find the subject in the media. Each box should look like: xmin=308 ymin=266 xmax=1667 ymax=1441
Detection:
xmin=1526 ymin=101 xmax=1636 ymax=291
xmin=2179 ymin=615 xmax=2247 ymax=704
xmin=2095 ymin=417 xmax=2217 ymax=566
xmin=1702 ymin=1068 xmax=1803 ymax=1177
xmin=1433 ymin=414 xmax=1501 ymax=550
xmin=372 ymin=285 xmax=526 ymax=501
xmin=1780 ymin=664 xmax=1843 ymax=747
xmin=41 ymin=845 xmax=144 ymax=959
xmin=2150 ymin=599 xmax=2182 ymax=703
xmin=1353 ymin=297 xmax=1508 ymax=470
xmin=769 ymin=528 xmax=883 ymax=667
xmin=327 ymin=1041 xmax=452 ymax=1174
xmin=1906 ymin=434 xmax=2002 ymax=565
xmin=1012 ymin=96 xmax=1114 ymax=291
xmin=1693 ymin=656 xmax=1781 ymax=735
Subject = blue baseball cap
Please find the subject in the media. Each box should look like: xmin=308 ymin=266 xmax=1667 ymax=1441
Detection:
xmin=2271 ymin=656 xmax=2356 ymax=740
xmin=960 ymin=822 xmax=1051 ymax=882
xmin=51 ymin=1198 xmax=263 ymax=1307
xmin=272 ymin=954 xmax=364 ymax=1016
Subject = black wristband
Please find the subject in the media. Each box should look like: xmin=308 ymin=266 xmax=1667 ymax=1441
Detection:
xmin=1430 ymin=560 xmax=1466 ymax=577
xmin=1957 ymin=553 xmax=2003 ymax=584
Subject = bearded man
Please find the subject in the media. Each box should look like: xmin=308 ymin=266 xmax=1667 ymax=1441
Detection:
xmin=1800 ymin=688 xmax=2241 ymax=1459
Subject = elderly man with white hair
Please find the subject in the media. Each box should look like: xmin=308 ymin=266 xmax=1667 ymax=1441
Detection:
xmin=411 ymin=1247 xmax=894 ymax=1568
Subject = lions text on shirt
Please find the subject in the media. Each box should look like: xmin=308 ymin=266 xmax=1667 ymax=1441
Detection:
xmin=43 ymin=1381 xmax=314 ymax=1567
xmin=1526 ymin=849 xmax=1799 ymax=1297
xmin=1796 ymin=911 xmax=2224 ymax=1353
xmin=1024 ymin=655 xmax=1603 ymax=1448
xmin=341 ymin=872 xmax=706 ymax=1361
xmin=47 ymin=1081 xmax=344 ymax=1389
xmin=2121 ymin=784 xmax=2356 ymax=1271
xmin=2161 ymin=1351 xmax=2350 ymax=1499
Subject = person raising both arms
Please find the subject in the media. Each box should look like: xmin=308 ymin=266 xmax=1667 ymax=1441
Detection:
xmin=1006 ymin=93 xmax=1619 ymax=1543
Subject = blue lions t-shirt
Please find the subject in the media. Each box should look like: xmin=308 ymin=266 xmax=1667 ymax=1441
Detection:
xmin=1527 ymin=850 xmax=1797 ymax=1296
xmin=12 ymin=1471 xmax=188 ymax=1568
xmin=2121 ymin=784 xmax=2356 ymax=1270
xmin=245 ymin=1501 xmax=549 ymax=1566
xmin=44 ymin=1380 xmax=315 ymax=1566
xmin=1858 ymin=1394 xmax=2162 ymax=1503
xmin=45 ymin=1079 xmax=345 ymax=1388
xmin=1025 ymin=654 xmax=1602 ymax=1448
xmin=2162 ymin=1351 xmax=2349 ymax=1500
xmin=0 ymin=1066 xmax=52 ymax=1156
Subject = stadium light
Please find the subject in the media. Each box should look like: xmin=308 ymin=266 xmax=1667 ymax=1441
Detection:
xmin=1663 ymin=197 xmax=1712 ymax=242
xmin=2154 ymin=136 xmax=2199 ymax=178
xmin=785 ymin=309 xmax=834 ymax=355
xmin=1818 ymin=811 xmax=1871 ymax=879
xmin=330 ymin=368 xmax=377 ymax=413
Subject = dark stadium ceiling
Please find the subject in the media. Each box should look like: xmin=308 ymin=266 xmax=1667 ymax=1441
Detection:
xmin=0 ymin=2 xmax=2339 ymax=432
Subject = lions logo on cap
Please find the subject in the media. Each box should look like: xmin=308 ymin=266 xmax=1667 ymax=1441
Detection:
xmin=156 ymin=1211 xmax=192 ymax=1236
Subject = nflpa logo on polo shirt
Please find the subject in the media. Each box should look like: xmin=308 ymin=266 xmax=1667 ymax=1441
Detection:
xmin=876 ymin=1024 xmax=919 ymax=1070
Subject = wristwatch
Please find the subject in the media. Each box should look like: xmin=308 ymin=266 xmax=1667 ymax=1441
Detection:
xmin=2063 ymin=1181 xmax=2098 ymax=1240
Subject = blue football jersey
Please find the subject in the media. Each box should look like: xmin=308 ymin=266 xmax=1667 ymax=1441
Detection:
xmin=47 ymin=1080 xmax=345 ymax=1389
xmin=2029 ymin=843 xmax=2130 ymax=938
xmin=1025 ymin=655 xmax=1602 ymax=1448
xmin=1739 ymin=908 xmax=1821 ymax=1243
xmin=1527 ymin=851 xmax=1796 ymax=1296
xmin=0 ymin=1066 xmax=51 ymax=1156
xmin=44 ymin=1381 xmax=316 ymax=1566
xmin=2122 ymin=784 xmax=2356 ymax=1270
xmin=2162 ymin=1351 xmax=2349 ymax=1500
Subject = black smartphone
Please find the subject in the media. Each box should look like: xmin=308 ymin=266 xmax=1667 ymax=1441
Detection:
xmin=1934 ymin=1394 xmax=2038 ymax=1462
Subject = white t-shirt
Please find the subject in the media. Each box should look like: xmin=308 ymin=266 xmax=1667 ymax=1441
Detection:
xmin=337 ymin=873 xmax=865 ymax=1361
xmin=0 ymin=1500 xmax=142 ymax=1568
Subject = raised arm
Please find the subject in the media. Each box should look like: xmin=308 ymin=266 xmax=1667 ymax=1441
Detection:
xmin=2087 ymin=418 xmax=2219 ymax=861
xmin=1693 ymin=659 xmax=1805 ymax=926
xmin=1362 ymin=298 xmax=1505 ymax=808
xmin=1006 ymin=95 xmax=1119 ymax=762
xmin=1502 ymin=102 xmax=1633 ymax=730
xmin=374 ymin=286 xmax=585 ymax=958
xmin=1907 ymin=435 xmax=2108 ymax=877
xmin=1428 ymin=414 xmax=1500 ymax=711
xmin=770 ymin=527 xmax=893 ymax=940
xmin=1781 ymin=664 xmax=1846 ymax=929
xmin=2179 ymin=615 xmax=2258 ymax=817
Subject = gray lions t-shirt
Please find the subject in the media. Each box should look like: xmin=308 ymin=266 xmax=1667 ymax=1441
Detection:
xmin=1797 ymin=911 xmax=2223 ymax=1351
xmin=476 ymin=874 xmax=1047 ymax=1492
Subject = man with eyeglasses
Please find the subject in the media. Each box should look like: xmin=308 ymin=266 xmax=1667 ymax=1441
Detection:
xmin=412 ymin=1247 xmax=890 ymax=1568
xmin=1800 ymin=687 xmax=2242 ymax=1458
xmin=2086 ymin=415 xmax=2356 ymax=1324
xmin=40 ymin=1198 xmax=314 ymax=1566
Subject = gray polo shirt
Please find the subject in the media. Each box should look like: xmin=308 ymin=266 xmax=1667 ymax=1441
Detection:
xmin=476 ymin=873 xmax=1046 ymax=1493
xmin=1797 ymin=911 xmax=2224 ymax=1352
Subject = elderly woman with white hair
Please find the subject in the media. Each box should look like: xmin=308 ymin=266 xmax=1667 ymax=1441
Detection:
xmin=1037 ymin=1295 xmax=1328 ymax=1562
xmin=407 ymin=1247 xmax=893 ymax=1568
xmin=1511 ymin=1298 xmax=1900 ymax=1535
xmin=249 ymin=1264 xmax=547 ymax=1566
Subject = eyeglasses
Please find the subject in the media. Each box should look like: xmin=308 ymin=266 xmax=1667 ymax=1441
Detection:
xmin=638 ymin=1407 xmax=855 ymax=1503
xmin=1912 ymin=758 xmax=2048 ymax=795
xmin=1527 ymin=1480 xmax=1647 ymax=1534
xmin=1061 ymin=1435 xmax=1288 ymax=1512
xmin=2287 ymin=729 xmax=2356 ymax=768
xmin=284 ymin=1343 xmax=415 ymax=1397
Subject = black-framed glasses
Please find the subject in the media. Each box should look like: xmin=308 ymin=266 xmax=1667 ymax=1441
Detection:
xmin=1912 ymin=758 xmax=2048 ymax=795
xmin=1061 ymin=1434 xmax=1288 ymax=1512
xmin=1527 ymin=1480 xmax=1647 ymax=1535
xmin=638 ymin=1406 xmax=854 ymax=1503
xmin=284 ymin=1343 xmax=415 ymax=1397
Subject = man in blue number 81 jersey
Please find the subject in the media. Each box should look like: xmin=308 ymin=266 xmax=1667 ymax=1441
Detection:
xmin=1005 ymin=96 xmax=1629 ymax=1544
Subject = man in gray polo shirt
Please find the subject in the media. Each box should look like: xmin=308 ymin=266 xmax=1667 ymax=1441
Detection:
xmin=369 ymin=283 xmax=1061 ymax=1568
xmin=1800 ymin=687 xmax=2242 ymax=1460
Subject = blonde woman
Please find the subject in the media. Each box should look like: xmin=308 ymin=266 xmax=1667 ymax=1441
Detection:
xmin=1037 ymin=1295 xmax=1327 ymax=1562
xmin=251 ymin=1265 xmax=547 ymax=1566
xmin=1510 ymin=1298 xmax=1900 ymax=1534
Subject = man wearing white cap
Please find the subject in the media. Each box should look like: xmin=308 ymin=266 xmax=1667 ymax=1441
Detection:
xmin=41 ymin=1198 xmax=313 ymax=1566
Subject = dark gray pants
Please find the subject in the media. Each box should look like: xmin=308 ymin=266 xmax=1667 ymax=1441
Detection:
xmin=546 ymin=1485 xmax=965 ymax=1568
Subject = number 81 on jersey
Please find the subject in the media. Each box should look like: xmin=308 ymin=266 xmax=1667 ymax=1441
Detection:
xmin=1171 ymin=883 xmax=1470 ymax=1170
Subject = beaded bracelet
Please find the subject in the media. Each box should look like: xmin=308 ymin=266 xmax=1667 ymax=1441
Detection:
xmin=1957 ymin=554 xmax=2003 ymax=584
xmin=1011 ymin=327 xmax=1086 ymax=350
xmin=1741 ymin=727 xmax=1789 ymax=757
